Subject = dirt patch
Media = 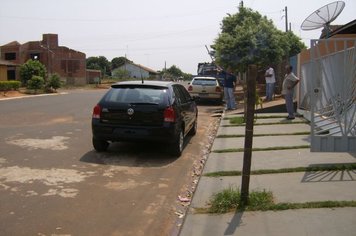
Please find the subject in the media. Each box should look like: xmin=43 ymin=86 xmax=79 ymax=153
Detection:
xmin=6 ymin=136 xmax=70 ymax=151
xmin=0 ymin=90 xmax=28 ymax=99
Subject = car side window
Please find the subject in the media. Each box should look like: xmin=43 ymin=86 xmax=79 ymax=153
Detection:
xmin=172 ymin=85 xmax=182 ymax=105
xmin=178 ymin=85 xmax=192 ymax=103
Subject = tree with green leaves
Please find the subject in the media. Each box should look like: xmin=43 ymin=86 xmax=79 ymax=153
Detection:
xmin=111 ymin=57 xmax=132 ymax=70
xmin=166 ymin=65 xmax=183 ymax=78
xmin=212 ymin=5 xmax=305 ymax=73
xmin=86 ymin=56 xmax=111 ymax=76
xmin=19 ymin=59 xmax=47 ymax=85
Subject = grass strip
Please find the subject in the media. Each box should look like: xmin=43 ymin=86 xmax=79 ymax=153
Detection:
xmin=223 ymin=115 xmax=288 ymax=121
xmin=222 ymin=121 xmax=309 ymax=127
xmin=212 ymin=145 xmax=310 ymax=153
xmin=204 ymin=163 xmax=356 ymax=177
xmin=195 ymin=187 xmax=356 ymax=214
xmin=207 ymin=188 xmax=274 ymax=213
xmin=217 ymin=132 xmax=310 ymax=138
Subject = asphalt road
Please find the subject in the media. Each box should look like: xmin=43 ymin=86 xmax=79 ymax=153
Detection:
xmin=0 ymin=89 xmax=222 ymax=236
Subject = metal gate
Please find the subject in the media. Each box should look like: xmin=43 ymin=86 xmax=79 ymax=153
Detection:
xmin=309 ymin=38 xmax=356 ymax=152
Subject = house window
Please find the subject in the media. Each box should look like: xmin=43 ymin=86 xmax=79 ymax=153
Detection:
xmin=5 ymin=53 xmax=16 ymax=60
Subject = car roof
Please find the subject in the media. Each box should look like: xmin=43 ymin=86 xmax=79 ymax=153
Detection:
xmin=192 ymin=77 xmax=217 ymax=80
xmin=111 ymin=80 xmax=177 ymax=88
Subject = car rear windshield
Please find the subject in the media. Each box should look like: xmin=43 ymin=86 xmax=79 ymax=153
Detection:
xmin=192 ymin=79 xmax=217 ymax=86
xmin=103 ymin=86 xmax=168 ymax=104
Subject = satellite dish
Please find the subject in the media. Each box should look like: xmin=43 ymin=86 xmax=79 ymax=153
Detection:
xmin=301 ymin=1 xmax=345 ymax=33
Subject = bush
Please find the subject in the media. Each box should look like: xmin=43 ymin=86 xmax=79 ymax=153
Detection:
xmin=45 ymin=73 xmax=62 ymax=92
xmin=0 ymin=81 xmax=21 ymax=91
xmin=27 ymin=76 xmax=44 ymax=94
xmin=20 ymin=59 xmax=46 ymax=85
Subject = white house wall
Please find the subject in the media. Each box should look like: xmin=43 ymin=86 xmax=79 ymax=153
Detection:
xmin=121 ymin=64 xmax=149 ymax=79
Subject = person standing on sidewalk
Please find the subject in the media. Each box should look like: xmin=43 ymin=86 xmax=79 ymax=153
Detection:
xmin=223 ymin=68 xmax=237 ymax=110
xmin=282 ymin=65 xmax=300 ymax=120
xmin=264 ymin=65 xmax=276 ymax=101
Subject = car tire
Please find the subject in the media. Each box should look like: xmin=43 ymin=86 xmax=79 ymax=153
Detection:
xmin=92 ymin=137 xmax=109 ymax=152
xmin=170 ymin=129 xmax=184 ymax=157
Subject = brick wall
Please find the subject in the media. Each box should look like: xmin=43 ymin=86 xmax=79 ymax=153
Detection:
xmin=0 ymin=34 xmax=86 ymax=85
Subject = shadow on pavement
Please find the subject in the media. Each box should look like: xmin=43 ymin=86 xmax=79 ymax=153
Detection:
xmin=224 ymin=210 xmax=244 ymax=235
xmin=302 ymin=163 xmax=356 ymax=182
xmin=79 ymin=136 xmax=197 ymax=167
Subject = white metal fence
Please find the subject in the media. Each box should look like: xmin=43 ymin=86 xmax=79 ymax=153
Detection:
xmin=300 ymin=38 xmax=356 ymax=152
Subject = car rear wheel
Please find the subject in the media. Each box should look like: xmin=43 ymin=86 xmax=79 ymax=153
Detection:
xmin=92 ymin=137 xmax=109 ymax=152
xmin=170 ymin=129 xmax=184 ymax=157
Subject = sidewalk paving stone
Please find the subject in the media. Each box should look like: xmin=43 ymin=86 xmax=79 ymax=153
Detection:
xmin=217 ymin=123 xmax=310 ymax=136
xmin=211 ymin=135 xmax=310 ymax=151
xmin=203 ymin=149 xmax=356 ymax=173
xmin=179 ymin=110 xmax=356 ymax=236
xmin=191 ymin=172 xmax=356 ymax=208
xmin=180 ymin=208 xmax=356 ymax=236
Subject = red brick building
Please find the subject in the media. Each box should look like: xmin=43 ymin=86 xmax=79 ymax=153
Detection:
xmin=0 ymin=34 xmax=87 ymax=85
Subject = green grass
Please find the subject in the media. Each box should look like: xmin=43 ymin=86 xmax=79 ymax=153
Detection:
xmin=198 ymin=187 xmax=356 ymax=214
xmin=204 ymin=163 xmax=356 ymax=177
xmin=228 ymin=116 xmax=245 ymax=125
xmin=212 ymin=145 xmax=310 ymax=153
xmin=223 ymin=115 xmax=288 ymax=121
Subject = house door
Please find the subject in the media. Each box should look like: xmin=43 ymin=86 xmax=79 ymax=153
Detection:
xmin=7 ymin=69 xmax=16 ymax=80
xmin=309 ymin=38 xmax=356 ymax=152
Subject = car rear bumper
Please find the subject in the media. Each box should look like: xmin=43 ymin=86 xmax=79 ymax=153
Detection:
xmin=189 ymin=92 xmax=223 ymax=100
xmin=92 ymin=119 xmax=178 ymax=143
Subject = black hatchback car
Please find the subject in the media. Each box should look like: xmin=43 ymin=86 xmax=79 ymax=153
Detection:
xmin=92 ymin=80 xmax=198 ymax=156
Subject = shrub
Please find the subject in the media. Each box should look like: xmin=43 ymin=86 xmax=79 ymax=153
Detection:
xmin=20 ymin=59 xmax=46 ymax=85
xmin=27 ymin=76 xmax=44 ymax=94
xmin=0 ymin=81 xmax=21 ymax=91
xmin=0 ymin=81 xmax=21 ymax=95
xmin=46 ymin=73 xmax=61 ymax=92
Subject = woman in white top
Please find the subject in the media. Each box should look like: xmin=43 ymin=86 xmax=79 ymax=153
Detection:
xmin=264 ymin=66 xmax=276 ymax=101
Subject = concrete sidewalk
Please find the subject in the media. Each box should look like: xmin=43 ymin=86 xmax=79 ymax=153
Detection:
xmin=179 ymin=107 xmax=356 ymax=236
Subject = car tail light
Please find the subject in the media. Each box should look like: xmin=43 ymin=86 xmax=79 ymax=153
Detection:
xmin=92 ymin=104 xmax=101 ymax=119
xmin=164 ymin=106 xmax=176 ymax=122
xmin=216 ymin=86 xmax=222 ymax=93
xmin=188 ymin=85 xmax=193 ymax=91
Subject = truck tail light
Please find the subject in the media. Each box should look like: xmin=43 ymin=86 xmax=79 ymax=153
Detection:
xmin=92 ymin=104 xmax=101 ymax=119
xmin=164 ymin=106 xmax=176 ymax=122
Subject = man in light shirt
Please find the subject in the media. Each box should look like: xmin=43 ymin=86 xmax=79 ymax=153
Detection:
xmin=264 ymin=65 xmax=275 ymax=101
xmin=282 ymin=65 xmax=300 ymax=120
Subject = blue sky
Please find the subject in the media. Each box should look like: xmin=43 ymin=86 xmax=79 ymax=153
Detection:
xmin=1 ymin=0 xmax=355 ymax=74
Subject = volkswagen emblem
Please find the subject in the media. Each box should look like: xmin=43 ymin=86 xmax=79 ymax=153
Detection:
xmin=127 ymin=108 xmax=134 ymax=116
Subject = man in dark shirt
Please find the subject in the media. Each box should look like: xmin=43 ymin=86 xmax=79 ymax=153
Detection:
xmin=224 ymin=69 xmax=237 ymax=110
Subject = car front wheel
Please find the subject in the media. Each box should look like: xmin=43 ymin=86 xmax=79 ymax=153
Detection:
xmin=170 ymin=129 xmax=184 ymax=157
xmin=92 ymin=137 xmax=109 ymax=152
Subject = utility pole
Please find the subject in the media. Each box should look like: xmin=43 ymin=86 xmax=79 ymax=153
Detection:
xmin=240 ymin=64 xmax=257 ymax=206
xmin=284 ymin=6 xmax=288 ymax=32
